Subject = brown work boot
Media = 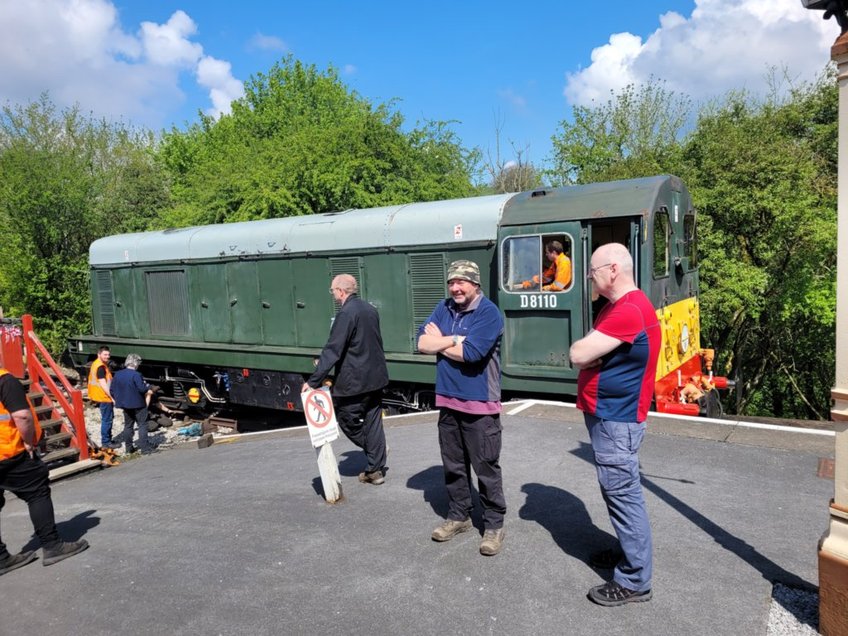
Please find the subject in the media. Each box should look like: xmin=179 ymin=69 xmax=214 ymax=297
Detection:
xmin=42 ymin=539 xmax=89 ymax=566
xmin=431 ymin=518 xmax=472 ymax=542
xmin=358 ymin=470 xmax=385 ymax=485
xmin=0 ymin=550 xmax=37 ymax=575
xmin=479 ymin=528 xmax=505 ymax=556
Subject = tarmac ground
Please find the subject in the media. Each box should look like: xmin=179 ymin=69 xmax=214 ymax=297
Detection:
xmin=1 ymin=401 xmax=834 ymax=636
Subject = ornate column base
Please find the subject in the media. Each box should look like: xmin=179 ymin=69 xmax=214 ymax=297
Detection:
xmin=819 ymin=501 xmax=848 ymax=635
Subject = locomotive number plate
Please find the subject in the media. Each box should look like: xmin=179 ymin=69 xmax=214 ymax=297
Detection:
xmin=519 ymin=294 xmax=559 ymax=309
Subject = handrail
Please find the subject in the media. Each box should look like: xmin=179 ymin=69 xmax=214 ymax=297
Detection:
xmin=22 ymin=315 xmax=89 ymax=460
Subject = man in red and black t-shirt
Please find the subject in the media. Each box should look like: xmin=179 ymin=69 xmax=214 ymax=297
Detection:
xmin=570 ymin=243 xmax=660 ymax=607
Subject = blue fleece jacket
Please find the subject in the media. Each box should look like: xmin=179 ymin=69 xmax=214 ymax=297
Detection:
xmin=418 ymin=293 xmax=503 ymax=402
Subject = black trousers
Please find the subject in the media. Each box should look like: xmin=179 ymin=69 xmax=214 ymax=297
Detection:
xmin=437 ymin=408 xmax=506 ymax=529
xmin=335 ymin=390 xmax=387 ymax=473
xmin=120 ymin=406 xmax=153 ymax=452
xmin=0 ymin=451 xmax=60 ymax=557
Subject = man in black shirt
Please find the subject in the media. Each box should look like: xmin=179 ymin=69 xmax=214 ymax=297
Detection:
xmin=0 ymin=369 xmax=89 ymax=575
xmin=301 ymin=274 xmax=389 ymax=485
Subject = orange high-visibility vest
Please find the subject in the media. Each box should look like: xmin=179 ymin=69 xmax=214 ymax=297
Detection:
xmin=87 ymin=358 xmax=112 ymax=403
xmin=0 ymin=368 xmax=42 ymax=461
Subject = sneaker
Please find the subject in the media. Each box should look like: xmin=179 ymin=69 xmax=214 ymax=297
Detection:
xmin=588 ymin=580 xmax=652 ymax=606
xmin=589 ymin=548 xmax=623 ymax=569
xmin=0 ymin=550 xmax=37 ymax=575
xmin=431 ymin=518 xmax=472 ymax=542
xmin=358 ymin=470 xmax=385 ymax=485
xmin=42 ymin=540 xmax=89 ymax=566
xmin=479 ymin=528 xmax=505 ymax=556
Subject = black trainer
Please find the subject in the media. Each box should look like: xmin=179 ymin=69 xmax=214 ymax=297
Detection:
xmin=588 ymin=580 xmax=652 ymax=606
xmin=0 ymin=550 xmax=37 ymax=575
xmin=42 ymin=540 xmax=89 ymax=566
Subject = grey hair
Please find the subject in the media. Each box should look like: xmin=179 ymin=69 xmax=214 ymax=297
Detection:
xmin=333 ymin=274 xmax=358 ymax=294
xmin=124 ymin=353 xmax=142 ymax=369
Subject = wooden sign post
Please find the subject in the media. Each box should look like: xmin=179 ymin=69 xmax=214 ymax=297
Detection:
xmin=301 ymin=387 xmax=343 ymax=503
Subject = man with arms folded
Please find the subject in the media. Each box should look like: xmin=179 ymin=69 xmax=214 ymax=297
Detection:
xmin=569 ymin=243 xmax=660 ymax=606
xmin=417 ymin=260 xmax=506 ymax=556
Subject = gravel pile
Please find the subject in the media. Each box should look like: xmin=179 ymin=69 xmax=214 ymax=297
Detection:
xmin=766 ymin=583 xmax=819 ymax=635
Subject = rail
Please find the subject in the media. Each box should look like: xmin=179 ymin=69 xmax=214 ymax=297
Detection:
xmin=22 ymin=315 xmax=89 ymax=460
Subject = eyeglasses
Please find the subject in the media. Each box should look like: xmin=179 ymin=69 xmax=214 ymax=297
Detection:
xmin=329 ymin=287 xmax=339 ymax=294
xmin=587 ymin=263 xmax=612 ymax=278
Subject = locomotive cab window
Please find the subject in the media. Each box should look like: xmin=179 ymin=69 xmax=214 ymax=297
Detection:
xmin=502 ymin=234 xmax=573 ymax=293
xmin=653 ymin=209 xmax=670 ymax=278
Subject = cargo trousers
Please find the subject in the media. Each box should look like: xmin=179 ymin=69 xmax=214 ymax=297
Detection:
xmin=437 ymin=408 xmax=506 ymax=530
xmin=584 ymin=413 xmax=652 ymax=592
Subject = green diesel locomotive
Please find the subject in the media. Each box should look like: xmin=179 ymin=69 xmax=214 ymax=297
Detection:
xmin=68 ymin=175 xmax=727 ymax=417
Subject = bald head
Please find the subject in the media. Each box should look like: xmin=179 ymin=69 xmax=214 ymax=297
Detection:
xmin=332 ymin=274 xmax=358 ymax=294
xmin=330 ymin=274 xmax=358 ymax=305
xmin=596 ymin=243 xmax=633 ymax=275
xmin=589 ymin=242 xmax=637 ymax=301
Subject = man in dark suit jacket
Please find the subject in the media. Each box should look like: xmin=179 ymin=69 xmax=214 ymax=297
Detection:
xmin=301 ymin=274 xmax=389 ymax=485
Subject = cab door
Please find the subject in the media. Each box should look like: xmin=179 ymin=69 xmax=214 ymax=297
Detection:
xmin=582 ymin=216 xmax=643 ymax=329
xmin=496 ymin=223 xmax=583 ymax=390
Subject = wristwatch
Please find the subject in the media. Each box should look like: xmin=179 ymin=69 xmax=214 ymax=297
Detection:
xmin=452 ymin=334 xmax=459 ymax=346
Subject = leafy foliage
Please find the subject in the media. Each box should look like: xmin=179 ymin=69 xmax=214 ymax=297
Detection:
xmin=158 ymin=57 xmax=478 ymax=226
xmin=684 ymin=79 xmax=836 ymax=418
xmin=0 ymin=95 xmax=170 ymax=351
xmin=550 ymin=73 xmax=837 ymax=418
xmin=549 ymin=80 xmax=690 ymax=185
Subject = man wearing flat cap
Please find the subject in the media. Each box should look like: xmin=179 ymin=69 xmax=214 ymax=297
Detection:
xmin=417 ymin=260 xmax=506 ymax=556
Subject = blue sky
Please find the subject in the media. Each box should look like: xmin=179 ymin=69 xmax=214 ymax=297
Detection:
xmin=0 ymin=0 xmax=839 ymax=175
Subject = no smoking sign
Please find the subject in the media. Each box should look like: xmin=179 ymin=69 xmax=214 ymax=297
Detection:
xmin=302 ymin=387 xmax=340 ymax=447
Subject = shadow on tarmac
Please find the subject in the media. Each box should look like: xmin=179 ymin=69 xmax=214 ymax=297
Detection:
xmin=518 ymin=482 xmax=617 ymax=564
xmin=21 ymin=509 xmax=100 ymax=552
xmin=338 ymin=450 xmax=368 ymax=477
xmin=406 ymin=465 xmax=451 ymax=519
xmin=569 ymin=439 xmax=814 ymax=591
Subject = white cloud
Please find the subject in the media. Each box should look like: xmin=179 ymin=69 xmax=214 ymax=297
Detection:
xmin=0 ymin=0 xmax=242 ymax=128
xmin=249 ymin=32 xmax=288 ymax=52
xmin=140 ymin=10 xmax=202 ymax=68
xmin=564 ymin=0 xmax=839 ymax=106
xmin=498 ymin=88 xmax=528 ymax=112
xmin=197 ymin=56 xmax=245 ymax=118
xmin=343 ymin=64 xmax=357 ymax=75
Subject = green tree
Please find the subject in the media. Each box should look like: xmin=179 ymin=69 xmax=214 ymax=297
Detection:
xmin=683 ymin=77 xmax=837 ymax=418
xmin=0 ymin=95 xmax=170 ymax=351
xmin=549 ymin=74 xmax=837 ymax=418
xmin=158 ymin=57 xmax=479 ymax=226
xmin=549 ymin=80 xmax=690 ymax=185
xmin=481 ymin=114 xmax=543 ymax=193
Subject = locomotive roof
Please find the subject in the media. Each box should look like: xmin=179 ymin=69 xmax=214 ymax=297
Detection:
xmin=89 ymin=175 xmax=682 ymax=265
xmin=501 ymin=175 xmax=683 ymax=226
xmin=90 ymin=194 xmax=513 ymax=265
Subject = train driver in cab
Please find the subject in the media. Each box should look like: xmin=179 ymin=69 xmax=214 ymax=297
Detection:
xmin=520 ymin=240 xmax=572 ymax=291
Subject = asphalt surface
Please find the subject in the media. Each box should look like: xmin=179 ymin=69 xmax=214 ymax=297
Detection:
xmin=1 ymin=402 xmax=833 ymax=635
